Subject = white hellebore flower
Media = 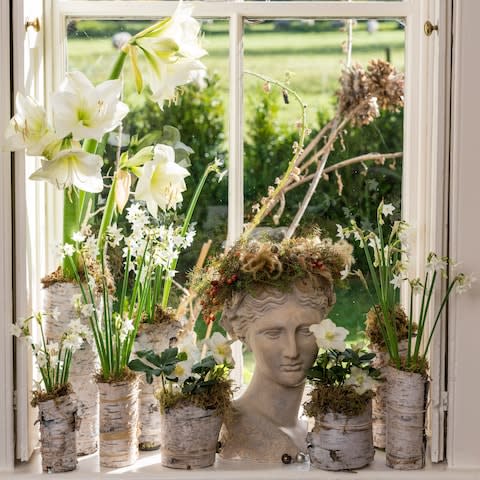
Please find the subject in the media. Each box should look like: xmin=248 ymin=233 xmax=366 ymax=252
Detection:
xmin=178 ymin=332 xmax=200 ymax=363
xmin=30 ymin=148 xmax=103 ymax=193
xmin=309 ymin=319 xmax=349 ymax=352
xmin=4 ymin=92 xmax=59 ymax=156
xmin=173 ymin=358 xmax=194 ymax=384
xmin=134 ymin=144 xmax=189 ymax=216
xmin=345 ymin=366 xmax=377 ymax=395
xmin=52 ymin=71 xmax=129 ymax=141
xmin=206 ymin=332 xmax=233 ymax=365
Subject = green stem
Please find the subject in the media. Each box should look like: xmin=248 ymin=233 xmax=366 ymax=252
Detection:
xmin=161 ymin=163 xmax=216 ymax=309
xmin=98 ymin=173 xmax=118 ymax=255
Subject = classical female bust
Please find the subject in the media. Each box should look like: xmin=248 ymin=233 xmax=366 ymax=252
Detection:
xmin=218 ymin=277 xmax=335 ymax=463
xmin=193 ymin=235 xmax=352 ymax=463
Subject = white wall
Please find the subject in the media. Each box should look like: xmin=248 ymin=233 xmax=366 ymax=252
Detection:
xmin=448 ymin=0 xmax=480 ymax=469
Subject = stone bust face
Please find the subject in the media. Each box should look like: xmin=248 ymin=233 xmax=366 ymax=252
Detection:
xmin=245 ymin=295 xmax=321 ymax=387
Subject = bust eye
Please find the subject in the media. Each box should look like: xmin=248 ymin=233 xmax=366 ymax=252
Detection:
xmin=298 ymin=326 xmax=313 ymax=336
xmin=262 ymin=329 xmax=282 ymax=339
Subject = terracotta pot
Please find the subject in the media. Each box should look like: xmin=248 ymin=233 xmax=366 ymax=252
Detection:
xmin=43 ymin=281 xmax=99 ymax=455
xmin=37 ymin=393 xmax=79 ymax=473
xmin=307 ymin=400 xmax=374 ymax=471
xmin=98 ymin=378 xmax=139 ymax=468
xmin=160 ymin=405 xmax=222 ymax=469
xmin=385 ymin=365 xmax=428 ymax=470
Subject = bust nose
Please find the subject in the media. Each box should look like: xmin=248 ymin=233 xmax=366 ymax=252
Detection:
xmin=283 ymin=332 xmax=300 ymax=359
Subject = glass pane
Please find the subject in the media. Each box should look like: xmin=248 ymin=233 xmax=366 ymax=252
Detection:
xmin=243 ymin=17 xmax=405 ymax=358
xmin=67 ymin=18 xmax=229 ymax=323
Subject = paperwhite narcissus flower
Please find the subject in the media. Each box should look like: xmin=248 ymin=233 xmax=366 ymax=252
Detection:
xmin=309 ymin=319 xmax=349 ymax=352
xmin=206 ymin=332 xmax=233 ymax=365
xmin=345 ymin=366 xmax=377 ymax=395
xmin=52 ymin=71 xmax=129 ymax=141
xmin=134 ymin=144 xmax=189 ymax=216
xmin=173 ymin=358 xmax=194 ymax=384
xmin=4 ymin=92 xmax=59 ymax=156
xmin=390 ymin=273 xmax=403 ymax=289
xmin=29 ymin=148 xmax=103 ymax=193
xmin=381 ymin=203 xmax=395 ymax=217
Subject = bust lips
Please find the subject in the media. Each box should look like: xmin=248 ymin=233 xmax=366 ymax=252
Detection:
xmin=279 ymin=363 xmax=304 ymax=372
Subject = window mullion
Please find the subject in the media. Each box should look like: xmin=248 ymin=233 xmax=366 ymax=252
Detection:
xmin=227 ymin=12 xmax=244 ymax=387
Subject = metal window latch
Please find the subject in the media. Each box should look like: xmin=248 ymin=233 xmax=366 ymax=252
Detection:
xmin=25 ymin=17 xmax=40 ymax=32
xmin=424 ymin=21 xmax=439 ymax=36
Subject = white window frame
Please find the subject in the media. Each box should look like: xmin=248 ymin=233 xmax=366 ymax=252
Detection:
xmin=6 ymin=0 xmax=471 ymax=473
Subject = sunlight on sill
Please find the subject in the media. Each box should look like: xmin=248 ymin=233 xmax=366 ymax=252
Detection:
xmin=5 ymin=448 xmax=480 ymax=480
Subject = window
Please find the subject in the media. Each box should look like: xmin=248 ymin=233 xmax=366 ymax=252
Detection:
xmin=6 ymin=0 xmax=465 ymax=474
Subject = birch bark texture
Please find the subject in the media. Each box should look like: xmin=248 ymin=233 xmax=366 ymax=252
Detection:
xmin=98 ymin=378 xmax=140 ymax=468
xmin=37 ymin=393 xmax=78 ymax=473
xmin=160 ymin=405 xmax=222 ymax=469
xmin=386 ymin=366 xmax=427 ymax=470
xmin=43 ymin=282 xmax=99 ymax=455
xmin=307 ymin=400 xmax=374 ymax=471
xmin=371 ymin=339 xmax=409 ymax=449
xmin=134 ymin=321 xmax=181 ymax=450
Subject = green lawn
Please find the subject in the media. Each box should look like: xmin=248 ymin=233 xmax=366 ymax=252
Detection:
xmin=67 ymin=19 xmax=404 ymax=126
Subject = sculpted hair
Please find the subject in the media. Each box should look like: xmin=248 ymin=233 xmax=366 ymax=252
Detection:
xmin=220 ymin=277 xmax=335 ymax=345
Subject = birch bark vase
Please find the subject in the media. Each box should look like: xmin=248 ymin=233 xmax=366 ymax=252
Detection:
xmin=37 ymin=393 xmax=79 ymax=473
xmin=98 ymin=378 xmax=140 ymax=468
xmin=371 ymin=340 xmax=408 ymax=449
xmin=160 ymin=405 xmax=222 ymax=469
xmin=307 ymin=400 xmax=374 ymax=471
xmin=134 ymin=321 xmax=181 ymax=451
xmin=385 ymin=366 xmax=428 ymax=470
xmin=43 ymin=281 xmax=99 ymax=456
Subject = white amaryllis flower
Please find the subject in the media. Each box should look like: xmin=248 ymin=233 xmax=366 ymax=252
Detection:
xmin=29 ymin=148 xmax=103 ymax=193
xmin=132 ymin=3 xmax=207 ymax=106
xmin=134 ymin=144 xmax=190 ymax=216
xmin=52 ymin=71 xmax=129 ymax=141
xmin=4 ymin=92 xmax=59 ymax=156
xmin=205 ymin=332 xmax=233 ymax=365
xmin=345 ymin=366 xmax=377 ymax=395
xmin=173 ymin=358 xmax=194 ymax=384
xmin=309 ymin=319 xmax=349 ymax=352
xmin=149 ymin=59 xmax=206 ymax=106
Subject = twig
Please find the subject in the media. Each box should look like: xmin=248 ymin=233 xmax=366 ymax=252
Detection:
xmin=284 ymin=152 xmax=403 ymax=193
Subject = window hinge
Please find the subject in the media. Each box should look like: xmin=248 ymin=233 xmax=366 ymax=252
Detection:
xmin=441 ymin=391 xmax=448 ymax=411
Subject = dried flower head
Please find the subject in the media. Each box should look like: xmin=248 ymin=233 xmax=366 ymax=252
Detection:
xmin=366 ymin=59 xmax=404 ymax=112
xmin=192 ymin=234 xmax=354 ymax=323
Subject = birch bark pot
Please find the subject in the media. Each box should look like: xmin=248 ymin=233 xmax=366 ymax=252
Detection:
xmin=98 ymin=378 xmax=140 ymax=468
xmin=43 ymin=281 xmax=99 ymax=455
xmin=371 ymin=340 xmax=408 ymax=449
xmin=307 ymin=400 xmax=374 ymax=471
xmin=37 ymin=393 xmax=79 ymax=473
xmin=385 ymin=366 xmax=428 ymax=470
xmin=134 ymin=321 xmax=181 ymax=450
xmin=160 ymin=405 xmax=223 ymax=469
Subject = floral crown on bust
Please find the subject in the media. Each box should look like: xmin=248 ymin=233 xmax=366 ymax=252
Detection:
xmin=192 ymin=233 xmax=354 ymax=323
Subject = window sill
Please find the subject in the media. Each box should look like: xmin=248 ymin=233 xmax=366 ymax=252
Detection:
xmin=5 ymin=450 xmax=480 ymax=480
